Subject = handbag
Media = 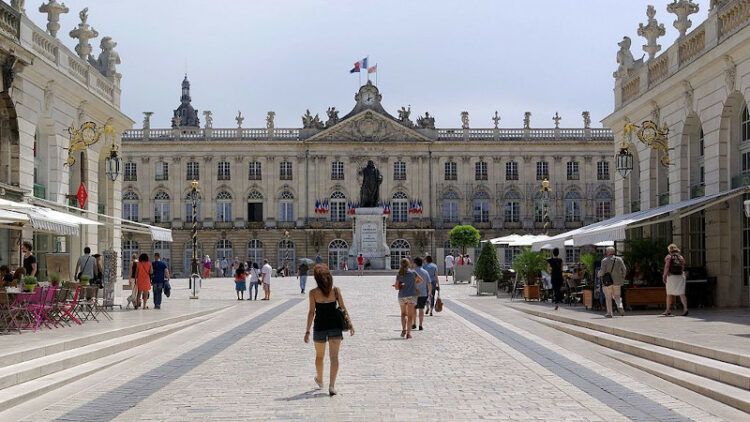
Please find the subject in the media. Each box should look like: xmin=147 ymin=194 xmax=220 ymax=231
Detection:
xmin=163 ymin=280 xmax=171 ymax=298
xmin=601 ymin=259 xmax=615 ymax=287
xmin=334 ymin=288 xmax=351 ymax=331
xmin=435 ymin=292 xmax=443 ymax=312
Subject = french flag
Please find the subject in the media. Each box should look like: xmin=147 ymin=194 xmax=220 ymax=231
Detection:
xmin=350 ymin=57 xmax=368 ymax=73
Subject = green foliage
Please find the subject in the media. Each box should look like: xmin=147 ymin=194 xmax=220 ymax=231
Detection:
xmin=449 ymin=225 xmax=481 ymax=254
xmin=22 ymin=276 xmax=37 ymax=285
xmin=580 ymin=253 xmax=599 ymax=284
xmin=512 ymin=248 xmax=548 ymax=285
xmin=623 ymin=238 xmax=669 ymax=283
xmin=474 ymin=242 xmax=502 ymax=283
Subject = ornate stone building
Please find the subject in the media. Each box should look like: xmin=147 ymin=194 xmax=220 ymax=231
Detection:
xmin=122 ymin=79 xmax=614 ymax=274
xmin=603 ymin=0 xmax=750 ymax=307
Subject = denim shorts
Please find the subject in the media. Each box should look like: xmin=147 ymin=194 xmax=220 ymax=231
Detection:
xmin=313 ymin=328 xmax=343 ymax=342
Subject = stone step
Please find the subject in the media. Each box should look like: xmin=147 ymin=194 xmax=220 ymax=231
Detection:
xmin=614 ymin=353 xmax=750 ymax=414
xmin=0 ymin=307 xmax=226 ymax=369
xmin=508 ymin=304 xmax=750 ymax=369
xmin=0 ymin=312 xmax=217 ymax=394
xmin=531 ymin=316 xmax=750 ymax=391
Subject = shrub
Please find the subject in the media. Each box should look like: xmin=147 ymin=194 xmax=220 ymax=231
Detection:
xmin=512 ymin=248 xmax=548 ymax=285
xmin=474 ymin=242 xmax=502 ymax=283
xmin=449 ymin=225 xmax=481 ymax=254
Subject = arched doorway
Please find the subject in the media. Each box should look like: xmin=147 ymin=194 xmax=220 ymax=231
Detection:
xmin=328 ymin=239 xmax=349 ymax=271
xmin=121 ymin=240 xmax=139 ymax=277
xmin=153 ymin=241 xmax=171 ymax=270
xmin=390 ymin=239 xmax=410 ymax=269
xmin=277 ymin=239 xmax=295 ymax=274
xmin=247 ymin=239 xmax=263 ymax=267
xmin=183 ymin=241 xmax=203 ymax=275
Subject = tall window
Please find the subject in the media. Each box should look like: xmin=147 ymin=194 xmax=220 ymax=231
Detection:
xmin=536 ymin=161 xmax=549 ymax=181
xmin=247 ymin=240 xmax=263 ymax=266
xmin=534 ymin=192 xmax=545 ymax=223
xmin=153 ymin=191 xmax=171 ymax=223
xmin=392 ymin=192 xmax=408 ymax=223
xmin=122 ymin=240 xmax=139 ymax=277
xmin=122 ymin=191 xmax=139 ymax=222
xmin=280 ymin=161 xmax=293 ymax=180
xmin=328 ymin=239 xmax=349 ymax=271
xmin=390 ymin=239 xmax=411 ymax=270
xmin=566 ymin=161 xmax=579 ymax=180
xmin=247 ymin=190 xmax=263 ymax=222
xmin=699 ymin=128 xmax=705 ymax=157
xmin=472 ymin=191 xmax=490 ymax=223
xmin=248 ymin=161 xmax=262 ymax=180
xmin=155 ymin=161 xmax=169 ymax=181
xmin=186 ymin=161 xmax=199 ymax=180
xmin=564 ymin=191 xmax=582 ymax=223
xmin=330 ymin=191 xmax=347 ymax=222
xmin=442 ymin=191 xmax=459 ymax=223
xmin=184 ymin=191 xmax=201 ymax=222
xmin=505 ymin=161 xmax=518 ymax=180
xmin=393 ymin=161 xmax=406 ymax=180
xmin=279 ymin=190 xmax=294 ymax=222
xmin=597 ymin=161 xmax=610 ymax=180
xmin=124 ymin=162 xmax=137 ymax=181
xmin=331 ymin=161 xmax=344 ymax=180
xmin=504 ymin=190 xmax=521 ymax=223
xmin=444 ymin=161 xmax=457 ymax=180
xmin=595 ymin=190 xmax=612 ymax=221
xmin=475 ymin=161 xmax=488 ymax=181
xmin=742 ymin=106 xmax=750 ymax=142
xmin=687 ymin=211 xmax=705 ymax=267
xmin=216 ymin=239 xmax=233 ymax=260
xmin=216 ymin=191 xmax=232 ymax=222
xmin=218 ymin=161 xmax=231 ymax=181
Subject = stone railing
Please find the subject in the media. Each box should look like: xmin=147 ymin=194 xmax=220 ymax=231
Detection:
xmin=648 ymin=55 xmax=669 ymax=87
xmin=719 ymin=0 xmax=750 ymax=38
xmin=678 ymin=28 xmax=705 ymax=66
xmin=0 ymin=2 xmax=20 ymax=41
xmin=622 ymin=76 xmax=641 ymax=103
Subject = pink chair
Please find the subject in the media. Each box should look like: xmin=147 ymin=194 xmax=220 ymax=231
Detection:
xmin=21 ymin=287 xmax=47 ymax=332
xmin=33 ymin=286 xmax=59 ymax=329
xmin=58 ymin=285 xmax=82 ymax=326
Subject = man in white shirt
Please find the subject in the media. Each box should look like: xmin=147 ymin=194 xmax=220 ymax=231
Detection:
xmin=261 ymin=259 xmax=272 ymax=300
xmin=444 ymin=254 xmax=455 ymax=283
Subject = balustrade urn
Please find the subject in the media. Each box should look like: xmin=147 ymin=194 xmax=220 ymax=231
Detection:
xmin=638 ymin=5 xmax=666 ymax=60
xmin=667 ymin=0 xmax=700 ymax=38
xmin=39 ymin=0 xmax=69 ymax=38
xmin=69 ymin=8 xmax=98 ymax=61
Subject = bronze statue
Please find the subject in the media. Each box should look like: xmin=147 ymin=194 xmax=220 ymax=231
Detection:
xmin=359 ymin=160 xmax=382 ymax=207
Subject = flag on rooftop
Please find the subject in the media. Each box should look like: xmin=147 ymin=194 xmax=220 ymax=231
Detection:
xmin=349 ymin=57 xmax=368 ymax=73
xmin=368 ymin=64 xmax=377 ymax=74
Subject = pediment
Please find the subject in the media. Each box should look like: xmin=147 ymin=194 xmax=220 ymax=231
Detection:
xmin=305 ymin=110 xmax=432 ymax=143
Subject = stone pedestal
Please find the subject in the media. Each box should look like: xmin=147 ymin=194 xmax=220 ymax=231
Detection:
xmin=350 ymin=207 xmax=390 ymax=269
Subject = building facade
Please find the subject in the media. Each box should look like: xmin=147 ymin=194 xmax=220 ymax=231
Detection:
xmin=604 ymin=0 xmax=750 ymax=306
xmin=0 ymin=2 xmax=132 ymax=280
xmin=122 ymin=79 xmax=614 ymax=274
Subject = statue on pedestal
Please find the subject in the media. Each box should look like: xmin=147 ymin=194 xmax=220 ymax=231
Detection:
xmin=359 ymin=160 xmax=382 ymax=208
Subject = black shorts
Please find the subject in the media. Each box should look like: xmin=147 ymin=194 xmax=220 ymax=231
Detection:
xmin=416 ymin=296 xmax=428 ymax=309
xmin=313 ymin=328 xmax=343 ymax=342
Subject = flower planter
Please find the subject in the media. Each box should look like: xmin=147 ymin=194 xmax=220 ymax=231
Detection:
xmin=475 ymin=279 xmax=497 ymax=296
xmin=523 ymin=284 xmax=540 ymax=301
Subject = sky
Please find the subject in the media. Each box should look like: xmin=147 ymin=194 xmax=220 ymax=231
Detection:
xmin=29 ymin=0 xmax=709 ymax=129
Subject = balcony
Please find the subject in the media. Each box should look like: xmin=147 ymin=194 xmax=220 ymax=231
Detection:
xmin=732 ymin=172 xmax=750 ymax=189
xmin=33 ymin=183 xmax=46 ymax=199
xmin=690 ymin=183 xmax=705 ymax=199
xmin=658 ymin=192 xmax=670 ymax=206
xmin=214 ymin=221 xmax=233 ymax=229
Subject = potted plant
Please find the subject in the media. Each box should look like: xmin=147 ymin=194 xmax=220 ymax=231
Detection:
xmin=23 ymin=276 xmax=38 ymax=292
xmin=474 ymin=242 xmax=501 ymax=295
xmin=449 ymin=225 xmax=481 ymax=283
xmin=579 ymin=252 xmax=599 ymax=309
xmin=512 ymin=248 xmax=547 ymax=301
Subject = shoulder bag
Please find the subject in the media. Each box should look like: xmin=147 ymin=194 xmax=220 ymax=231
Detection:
xmin=334 ymin=287 xmax=352 ymax=331
xmin=601 ymin=258 xmax=615 ymax=287
xmin=76 ymin=256 xmax=91 ymax=281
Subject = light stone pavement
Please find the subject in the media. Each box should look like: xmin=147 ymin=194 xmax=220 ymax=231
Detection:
xmin=6 ymin=275 xmax=738 ymax=421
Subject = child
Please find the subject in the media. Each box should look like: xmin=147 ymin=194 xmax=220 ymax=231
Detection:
xmin=235 ymin=263 xmax=247 ymax=300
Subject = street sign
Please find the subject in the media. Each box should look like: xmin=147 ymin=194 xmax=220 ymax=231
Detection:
xmin=76 ymin=182 xmax=88 ymax=208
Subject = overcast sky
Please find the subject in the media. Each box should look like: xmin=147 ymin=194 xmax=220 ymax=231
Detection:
xmin=31 ymin=1 xmax=709 ymax=129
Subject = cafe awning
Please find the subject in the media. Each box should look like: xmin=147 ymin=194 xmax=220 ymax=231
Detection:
xmin=0 ymin=198 xmax=101 ymax=236
xmin=0 ymin=208 xmax=28 ymax=225
xmin=532 ymin=186 xmax=750 ymax=251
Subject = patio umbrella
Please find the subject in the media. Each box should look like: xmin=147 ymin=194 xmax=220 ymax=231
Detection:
xmin=299 ymin=258 xmax=314 ymax=265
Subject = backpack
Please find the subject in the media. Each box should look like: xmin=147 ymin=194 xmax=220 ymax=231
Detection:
xmin=668 ymin=254 xmax=683 ymax=275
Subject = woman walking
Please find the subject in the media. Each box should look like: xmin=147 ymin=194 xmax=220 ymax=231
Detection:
xmin=127 ymin=254 xmax=138 ymax=309
xmin=663 ymin=244 xmax=689 ymax=316
xmin=304 ymin=264 xmax=354 ymax=396
xmin=247 ymin=262 xmax=261 ymax=300
xmin=394 ymin=258 xmax=421 ymax=339
xmin=235 ymin=263 xmax=247 ymax=300
xmin=135 ymin=253 xmax=153 ymax=309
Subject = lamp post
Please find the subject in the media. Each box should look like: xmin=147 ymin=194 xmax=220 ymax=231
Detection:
xmin=540 ymin=178 xmax=552 ymax=236
xmin=283 ymin=229 xmax=290 ymax=276
xmin=189 ymin=180 xmax=200 ymax=298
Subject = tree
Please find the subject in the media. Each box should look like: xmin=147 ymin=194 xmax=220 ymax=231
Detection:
xmin=474 ymin=242 xmax=502 ymax=283
xmin=449 ymin=225 xmax=481 ymax=254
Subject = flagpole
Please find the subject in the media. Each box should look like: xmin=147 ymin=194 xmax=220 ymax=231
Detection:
xmin=376 ymin=64 xmax=378 ymax=86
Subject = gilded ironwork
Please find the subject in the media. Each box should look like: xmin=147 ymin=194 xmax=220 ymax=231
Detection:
xmin=624 ymin=119 xmax=672 ymax=167
xmin=64 ymin=119 xmax=114 ymax=166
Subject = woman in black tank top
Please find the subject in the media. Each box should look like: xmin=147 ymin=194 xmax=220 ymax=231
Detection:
xmin=304 ymin=264 xmax=355 ymax=396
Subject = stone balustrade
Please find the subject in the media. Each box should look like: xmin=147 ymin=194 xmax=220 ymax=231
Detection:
xmin=0 ymin=2 xmax=20 ymax=41
xmin=719 ymin=0 xmax=750 ymax=37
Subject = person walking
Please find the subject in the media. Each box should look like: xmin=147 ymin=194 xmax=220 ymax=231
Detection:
xmin=394 ymin=258 xmax=421 ymax=339
xmin=235 ymin=263 xmax=247 ymax=300
xmin=444 ymin=253 xmax=454 ymax=283
xmin=247 ymin=262 xmax=261 ymax=300
xmin=356 ymin=254 xmax=365 ymax=276
xmin=135 ymin=253 xmax=153 ymax=309
xmin=261 ymin=259 xmax=272 ymax=300
xmin=597 ymin=246 xmax=627 ymax=318
xmin=298 ymin=261 xmax=310 ymax=294
xmin=127 ymin=254 xmax=139 ymax=309
xmin=304 ymin=264 xmax=354 ymax=396
xmin=74 ymin=246 xmax=96 ymax=283
xmin=315 ymin=254 xmax=322 ymax=264
xmin=151 ymin=252 xmax=170 ymax=309
xmin=413 ymin=257 xmax=432 ymax=331
xmin=220 ymin=257 xmax=229 ymax=277
xmin=547 ymin=248 xmax=564 ymax=310
xmin=662 ymin=244 xmax=689 ymax=316
xmin=91 ymin=254 xmax=104 ymax=288
xmin=202 ymin=255 xmax=212 ymax=279
xmin=423 ymin=255 xmax=440 ymax=316
xmin=21 ymin=241 xmax=37 ymax=278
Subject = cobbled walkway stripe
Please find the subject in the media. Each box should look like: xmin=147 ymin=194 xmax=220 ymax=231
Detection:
xmin=55 ymin=299 xmax=303 ymax=422
xmin=447 ymin=300 xmax=693 ymax=422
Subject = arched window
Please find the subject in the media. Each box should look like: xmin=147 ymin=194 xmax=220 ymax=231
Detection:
xmin=595 ymin=190 xmax=612 ymax=221
xmin=216 ymin=191 xmax=232 ymax=222
xmin=153 ymin=241 xmax=171 ymax=269
xmin=216 ymin=239 xmax=233 ymax=260
xmin=330 ymin=191 xmax=347 ymax=222
xmin=504 ymin=190 xmax=522 ymax=223
xmin=279 ymin=190 xmax=294 ymax=222
xmin=328 ymin=239 xmax=349 ymax=271
xmin=122 ymin=191 xmax=139 ymax=222
xmin=442 ymin=190 xmax=459 ymax=223
xmin=247 ymin=190 xmax=263 ymax=222
xmin=121 ymin=240 xmax=139 ymax=277
xmin=277 ymin=239 xmax=295 ymax=271
xmin=184 ymin=190 xmax=201 ymax=222
xmin=565 ymin=191 xmax=582 ymax=223
xmin=533 ymin=191 xmax=546 ymax=223
xmin=183 ymin=241 xmax=203 ymax=275
xmin=247 ymin=239 xmax=263 ymax=266
xmin=153 ymin=191 xmax=171 ymax=223
xmin=392 ymin=191 xmax=408 ymax=223
xmin=743 ymin=106 xmax=750 ymax=143
xmin=390 ymin=239 xmax=411 ymax=270
xmin=472 ymin=191 xmax=490 ymax=223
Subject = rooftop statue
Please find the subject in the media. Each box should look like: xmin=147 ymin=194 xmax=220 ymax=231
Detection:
xmin=266 ymin=111 xmax=275 ymax=129
xmin=461 ymin=111 xmax=469 ymax=129
xmin=95 ymin=36 xmax=120 ymax=77
xmin=359 ymin=160 xmax=382 ymax=208
xmin=398 ymin=106 xmax=413 ymax=127
xmin=613 ymin=36 xmax=642 ymax=78
xmin=325 ymin=107 xmax=339 ymax=127
xmin=416 ymin=112 xmax=435 ymax=129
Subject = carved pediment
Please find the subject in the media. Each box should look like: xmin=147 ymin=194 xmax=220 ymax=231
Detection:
xmin=306 ymin=110 xmax=432 ymax=143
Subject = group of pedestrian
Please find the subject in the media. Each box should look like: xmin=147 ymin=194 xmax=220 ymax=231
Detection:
xmin=232 ymin=259 xmax=272 ymax=300
xmin=443 ymin=253 xmax=471 ymax=283
xmin=126 ymin=252 xmax=170 ymax=310
xmin=393 ymin=255 xmax=440 ymax=339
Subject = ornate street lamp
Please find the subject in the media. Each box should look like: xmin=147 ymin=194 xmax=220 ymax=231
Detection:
xmin=283 ymin=229 xmax=290 ymax=276
xmin=540 ymin=178 xmax=552 ymax=235
xmin=616 ymin=145 xmax=634 ymax=178
xmin=189 ymin=180 xmax=200 ymax=298
xmin=104 ymin=142 xmax=121 ymax=182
